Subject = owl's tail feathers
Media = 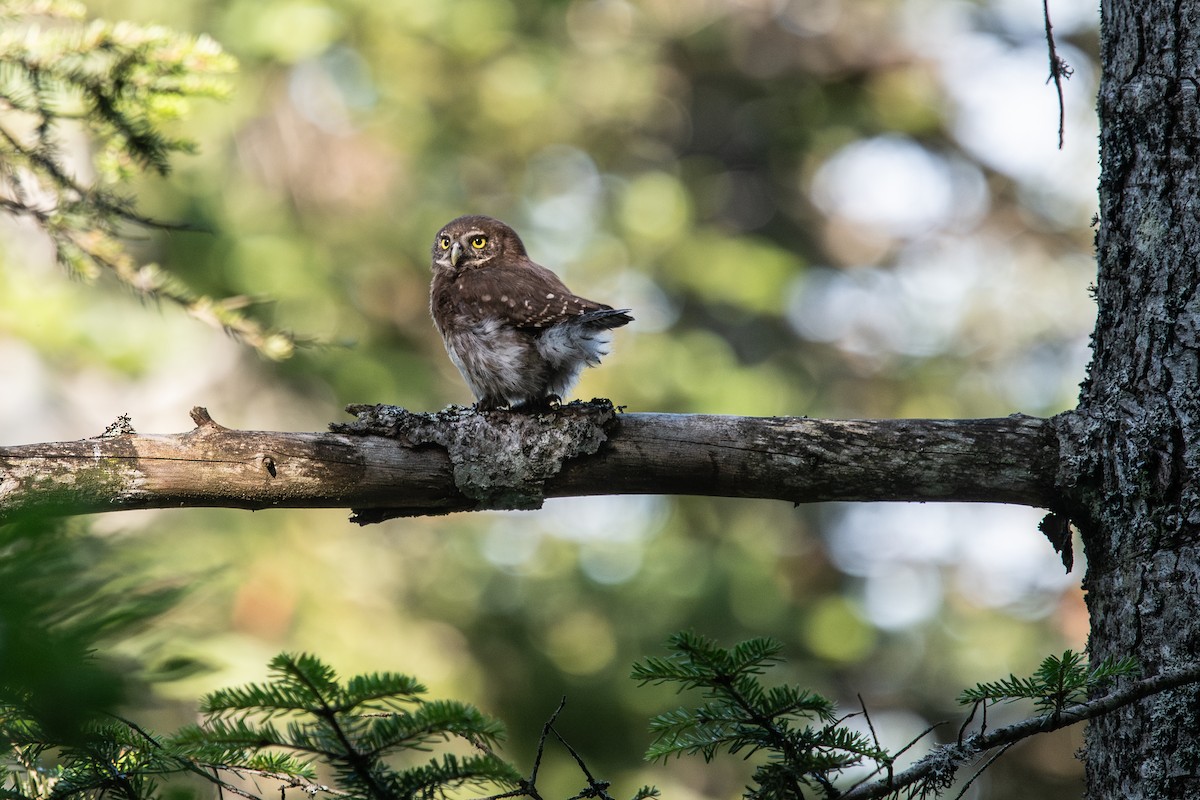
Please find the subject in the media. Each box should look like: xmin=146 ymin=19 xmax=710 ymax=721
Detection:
xmin=579 ymin=308 xmax=634 ymax=329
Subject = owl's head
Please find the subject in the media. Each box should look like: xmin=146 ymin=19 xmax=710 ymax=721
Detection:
xmin=432 ymin=215 xmax=528 ymax=271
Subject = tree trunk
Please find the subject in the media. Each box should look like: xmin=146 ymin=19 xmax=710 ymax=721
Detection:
xmin=1073 ymin=0 xmax=1200 ymax=795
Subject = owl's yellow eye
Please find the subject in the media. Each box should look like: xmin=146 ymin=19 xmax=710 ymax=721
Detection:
xmin=438 ymin=236 xmax=451 ymax=250
xmin=471 ymin=236 xmax=487 ymax=249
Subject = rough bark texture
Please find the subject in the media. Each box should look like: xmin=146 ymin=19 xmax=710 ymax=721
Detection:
xmin=1072 ymin=0 xmax=1200 ymax=795
xmin=0 ymin=404 xmax=1059 ymax=523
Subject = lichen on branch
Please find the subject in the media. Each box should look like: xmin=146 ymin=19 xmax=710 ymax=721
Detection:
xmin=334 ymin=400 xmax=620 ymax=521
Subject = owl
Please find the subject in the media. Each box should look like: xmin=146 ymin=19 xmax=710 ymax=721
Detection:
xmin=430 ymin=215 xmax=632 ymax=411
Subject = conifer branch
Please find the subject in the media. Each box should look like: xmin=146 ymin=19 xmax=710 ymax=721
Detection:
xmin=633 ymin=633 xmax=884 ymax=798
xmin=172 ymin=653 xmax=520 ymax=800
xmin=840 ymin=662 xmax=1200 ymax=800
xmin=0 ymin=5 xmax=305 ymax=358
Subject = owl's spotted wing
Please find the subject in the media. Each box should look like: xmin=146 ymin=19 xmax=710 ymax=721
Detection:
xmin=446 ymin=260 xmax=630 ymax=329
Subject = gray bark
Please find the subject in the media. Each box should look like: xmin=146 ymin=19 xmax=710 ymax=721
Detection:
xmin=1068 ymin=0 xmax=1200 ymax=795
xmin=0 ymin=404 xmax=1058 ymax=524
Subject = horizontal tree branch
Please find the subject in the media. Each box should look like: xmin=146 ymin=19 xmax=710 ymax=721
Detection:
xmin=0 ymin=403 xmax=1061 ymax=524
xmin=841 ymin=663 xmax=1200 ymax=800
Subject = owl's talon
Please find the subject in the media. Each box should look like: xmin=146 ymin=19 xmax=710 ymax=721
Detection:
xmin=510 ymin=395 xmax=560 ymax=413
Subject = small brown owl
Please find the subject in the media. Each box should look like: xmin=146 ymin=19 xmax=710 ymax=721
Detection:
xmin=429 ymin=215 xmax=632 ymax=411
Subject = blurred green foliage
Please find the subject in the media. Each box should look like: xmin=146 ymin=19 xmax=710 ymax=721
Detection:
xmin=0 ymin=516 xmax=180 ymax=740
xmin=0 ymin=0 xmax=1100 ymax=798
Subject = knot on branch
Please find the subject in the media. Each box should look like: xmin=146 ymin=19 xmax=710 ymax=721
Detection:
xmin=333 ymin=400 xmax=620 ymax=519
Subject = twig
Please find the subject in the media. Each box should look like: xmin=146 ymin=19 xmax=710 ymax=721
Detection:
xmin=843 ymin=720 xmax=944 ymax=796
xmin=858 ymin=697 xmax=879 ymax=749
xmin=845 ymin=697 xmax=893 ymax=792
xmin=476 ymin=698 xmax=568 ymax=800
xmin=531 ymin=698 xmax=567 ymax=789
xmin=952 ymin=742 xmax=1015 ymax=800
xmin=1042 ymin=0 xmax=1073 ymax=149
xmin=551 ymin=726 xmax=599 ymax=785
xmin=215 ymin=767 xmax=229 ymax=800
xmin=550 ymin=725 xmax=615 ymax=800
xmin=956 ymin=699 xmax=990 ymax=743
xmin=892 ymin=723 xmax=945 ymax=765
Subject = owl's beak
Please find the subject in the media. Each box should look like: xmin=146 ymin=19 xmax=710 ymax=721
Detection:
xmin=450 ymin=242 xmax=463 ymax=267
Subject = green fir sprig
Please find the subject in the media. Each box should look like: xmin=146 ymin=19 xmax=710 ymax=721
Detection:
xmin=958 ymin=649 xmax=1139 ymax=717
xmin=632 ymin=632 xmax=887 ymax=800
xmin=171 ymin=652 xmax=521 ymax=800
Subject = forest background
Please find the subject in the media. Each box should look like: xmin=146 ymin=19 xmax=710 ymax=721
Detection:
xmin=0 ymin=0 xmax=1101 ymax=797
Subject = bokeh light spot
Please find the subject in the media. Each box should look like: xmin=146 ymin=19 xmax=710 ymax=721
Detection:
xmin=542 ymin=610 xmax=617 ymax=676
xmin=619 ymin=172 xmax=691 ymax=244
xmin=803 ymin=596 xmax=876 ymax=662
